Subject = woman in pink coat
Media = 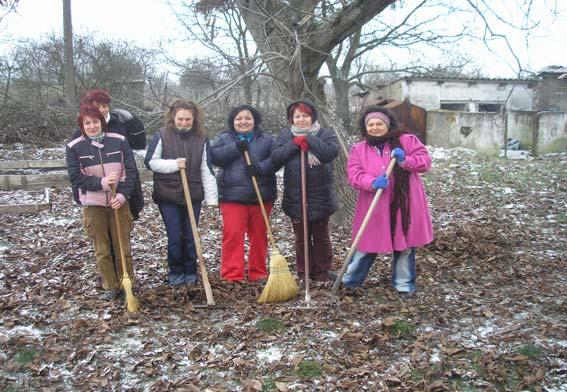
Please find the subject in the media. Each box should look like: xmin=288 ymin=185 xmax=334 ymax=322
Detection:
xmin=342 ymin=105 xmax=433 ymax=297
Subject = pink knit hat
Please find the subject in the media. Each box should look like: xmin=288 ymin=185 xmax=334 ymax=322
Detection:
xmin=364 ymin=112 xmax=391 ymax=128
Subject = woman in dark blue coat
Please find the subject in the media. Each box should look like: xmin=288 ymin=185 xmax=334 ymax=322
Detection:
xmin=272 ymin=98 xmax=338 ymax=282
xmin=211 ymin=105 xmax=277 ymax=282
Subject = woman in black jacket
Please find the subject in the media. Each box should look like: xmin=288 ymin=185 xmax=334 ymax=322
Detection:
xmin=211 ymin=105 xmax=277 ymax=282
xmin=272 ymin=99 xmax=338 ymax=282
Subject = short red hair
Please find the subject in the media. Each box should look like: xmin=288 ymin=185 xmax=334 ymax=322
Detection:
xmin=80 ymin=89 xmax=111 ymax=105
xmin=77 ymin=105 xmax=108 ymax=136
xmin=287 ymin=103 xmax=313 ymax=124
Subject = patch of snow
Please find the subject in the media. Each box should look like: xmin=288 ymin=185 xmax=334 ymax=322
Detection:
xmin=106 ymin=330 xmax=144 ymax=359
xmin=500 ymin=187 xmax=515 ymax=194
xmin=477 ymin=321 xmax=497 ymax=338
xmin=499 ymin=149 xmax=531 ymax=159
xmin=430 ymin=348 xmax=441 ymax=363
xmin=256 ymin=346 xmax=283 ymax=363
xmin=504 ymin=203 xmax=526 ymax=209
xmin=0 ymin=325 xmax=44 ymax=340
xmin=320 ymin=330 xmax=338 ymax=339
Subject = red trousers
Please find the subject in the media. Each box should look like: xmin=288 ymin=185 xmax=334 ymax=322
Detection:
xmin=220 ymin=202 xmax=273 ymax=282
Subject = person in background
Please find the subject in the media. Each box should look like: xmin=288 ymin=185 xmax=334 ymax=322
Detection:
xmin=77 ymin=89 xmax=146 ymax=220
xmin=144 ymin=99 xmax=218 ymax=286
xmin=272 ymin=98 xmax=339 ymax=282
xmin=66 ymin=105 xmax=137 ymax=301
xmin=211 ymin=105 xmax=277 ymax=283
xmin=342 ymin=105 xmax=433 ymax=298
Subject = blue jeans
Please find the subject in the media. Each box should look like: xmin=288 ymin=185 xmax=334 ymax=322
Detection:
xmin=341 ymin=248 xmax=416 ymax=293
xmin=158 ymin=201 xmax=202 ymax=285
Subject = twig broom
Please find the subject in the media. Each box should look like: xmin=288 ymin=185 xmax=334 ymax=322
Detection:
xmin=242 ymin=151 xmax=298 ymax=304
xmin=111 ymin=184 xmax=139 ymax=312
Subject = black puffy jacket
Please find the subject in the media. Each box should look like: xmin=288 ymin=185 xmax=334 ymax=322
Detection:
xmin=211 ymin=129 xmax=277 ymax=204
xmin=272 ymin=126 xmax=339 ymax=221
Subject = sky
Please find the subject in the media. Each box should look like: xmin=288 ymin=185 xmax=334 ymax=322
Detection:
xmin=0 ymin=0 xmax=566 ymax=79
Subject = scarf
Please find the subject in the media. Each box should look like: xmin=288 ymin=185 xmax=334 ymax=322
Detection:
xmin=237 ymin=131 xmax=254 ymax=143
xmin=88 ymin=134 xmax=105 ymax=143
xmin=291 ymin=121 xmax=321 ymax=167
xmin=365 ymin=130 xmax=411 ymax=236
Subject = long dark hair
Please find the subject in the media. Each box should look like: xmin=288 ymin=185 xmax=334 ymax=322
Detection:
xmin=358 ymin=105 xmax=411 ymax=236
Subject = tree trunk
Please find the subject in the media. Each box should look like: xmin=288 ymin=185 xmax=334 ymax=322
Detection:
xmin=332 ymin=78 xmax=353 ymax=131
xmin=62 ymin=0 xmax=77 ymax=106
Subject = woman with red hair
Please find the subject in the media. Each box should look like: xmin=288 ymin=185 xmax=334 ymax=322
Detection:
xmin=73 ymin=89 xmax=146 ymax=220
xmin=66 ymin=105 xmax=138 ymax=301
xmin=272 ymin=98 xmax=339 ymax=282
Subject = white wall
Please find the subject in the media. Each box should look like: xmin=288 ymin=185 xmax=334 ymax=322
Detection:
xmin=375 ymin=79 xmax=534 ymax=111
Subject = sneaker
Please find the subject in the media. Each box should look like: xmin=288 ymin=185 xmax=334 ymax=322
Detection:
xmin=168 ymin=274 xmax=186 ymax=286
xmin=101 ymin=288 xmax=120 ymax=301
xmin=397 ymin=291 xmax=416 ymax=300
xmin=184 ymin=274 xmax=198 ymax=285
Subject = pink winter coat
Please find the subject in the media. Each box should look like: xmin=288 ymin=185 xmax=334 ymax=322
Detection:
xmin=347 ymin=134 xmax=433 ymax=253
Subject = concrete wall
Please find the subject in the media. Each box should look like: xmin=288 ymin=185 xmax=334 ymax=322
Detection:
xmin=507 ymin=111 xmax=536 ymax=150
xmin=535 ymin=77 xmax=567 ymax=112
xmin=372 ymin=79 xmax=534 ymax=111
xmin=427 ymin=110 xmax=566 ymax=154
xmin=427 ymin=111 xmax=504 ymax=153
xmin=536 ymin=112 xmax=567 ymax=153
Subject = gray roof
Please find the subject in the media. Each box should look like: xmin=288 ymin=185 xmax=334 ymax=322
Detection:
xmin=538 ymin=65 xmax=567 ymax=75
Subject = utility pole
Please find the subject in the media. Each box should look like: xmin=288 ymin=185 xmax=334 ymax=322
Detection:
xmin=63 ymin=0 xmax=77 ymax=105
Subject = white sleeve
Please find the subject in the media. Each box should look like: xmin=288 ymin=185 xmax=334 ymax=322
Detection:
xmin=148 ymin=139 xmax=179 ymax=173
xmin=201 ymin=148 xmax=218 ymax=206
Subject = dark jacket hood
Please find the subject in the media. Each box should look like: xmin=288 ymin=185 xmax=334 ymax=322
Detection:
xmin=286 ymin=98 xmax=318 ymax=124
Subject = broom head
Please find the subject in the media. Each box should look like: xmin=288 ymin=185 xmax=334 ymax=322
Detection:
xmin=121 ymin=276 xmax=139 ymax=313
xmin=258 ymin=250 xmax=298 ymax=304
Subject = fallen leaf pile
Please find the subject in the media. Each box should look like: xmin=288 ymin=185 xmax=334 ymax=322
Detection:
xmin=0 ymin=147 xmax=565 ymax=390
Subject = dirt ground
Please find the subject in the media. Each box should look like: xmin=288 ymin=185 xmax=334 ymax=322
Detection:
xmin=0 ymin=147 xmax=566 ymax=391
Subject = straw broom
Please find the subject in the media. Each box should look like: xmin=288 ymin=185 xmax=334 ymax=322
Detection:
xmin=242 ymin=151 xmax=298 ymax=303
xmin=111 ymin=184 xmax=139 ymax=312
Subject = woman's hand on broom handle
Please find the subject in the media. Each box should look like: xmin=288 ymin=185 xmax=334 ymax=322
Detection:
xmin=177 ymin=158 xmax=186 ymax=169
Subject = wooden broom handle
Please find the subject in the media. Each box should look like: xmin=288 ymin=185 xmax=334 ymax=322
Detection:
xmin=243 ymin=150 xmax=277 ymax=250
xmin=331 ymin=157 xmax=397 ymax=293
xmin=180 ymin=168 xmax=215 ymax=306
xmin=110 ymin=183 xmax=131 ymax=281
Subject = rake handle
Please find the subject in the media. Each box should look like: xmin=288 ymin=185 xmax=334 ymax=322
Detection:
xmin=243 ymin=150 xmax=277 ymax=250
xmin=180 ymin=168 xmax=215 ymax=306
xmin=331 ymin=157 xmax=397 ymax=293
xmin=300 ymin=150 xmax=310 ymax=302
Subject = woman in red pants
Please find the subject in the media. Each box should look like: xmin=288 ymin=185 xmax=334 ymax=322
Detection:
xmin=211 ymin=105 xmax=278 ymax=282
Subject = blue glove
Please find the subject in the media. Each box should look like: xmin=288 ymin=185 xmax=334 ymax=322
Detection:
xmin=392 ymin=147 xmax=405 ymax=163
xmin=372 ymin=174 xmax=389 ymax=190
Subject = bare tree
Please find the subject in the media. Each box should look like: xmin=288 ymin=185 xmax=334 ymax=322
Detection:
xmin=166 ymin=1 xmax=265 ymax=106
xmin=0 ymin=0 xmax=18 ymax=25
xmin=62 ymin=0 xmax=77 ymax=105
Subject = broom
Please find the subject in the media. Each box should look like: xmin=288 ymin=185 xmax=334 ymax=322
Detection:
xmin=331 ymin=157 xmax=397 ymax=294
xmin=180 ymin=168 xmax=215 ymax=306
xmin=242 ymin=151 xmax=298 ymax=304
xmin=111 ymin=184 xmax=139 ymax=312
